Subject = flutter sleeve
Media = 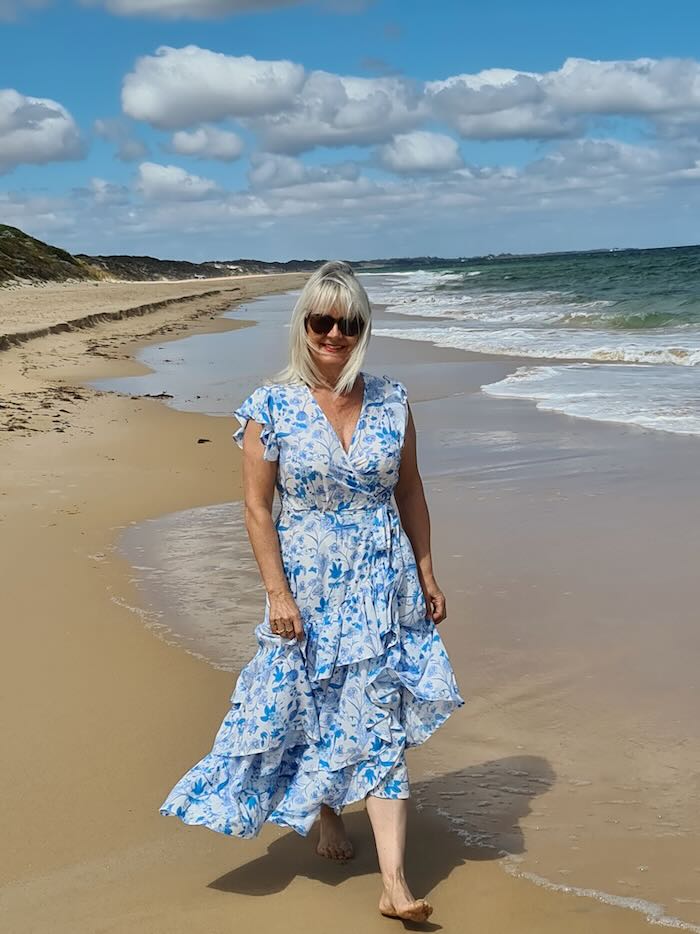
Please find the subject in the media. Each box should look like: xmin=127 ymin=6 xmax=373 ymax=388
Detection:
xmin=232 ymin=384 xmax=279 ymax=461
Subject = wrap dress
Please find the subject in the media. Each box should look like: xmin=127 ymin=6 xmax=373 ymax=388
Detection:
xmin=159 ymin=371 xmax=464 ymax=837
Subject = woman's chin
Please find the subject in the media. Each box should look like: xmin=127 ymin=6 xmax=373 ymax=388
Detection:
xmin=314 ymin=348 xmax=349 ymax=363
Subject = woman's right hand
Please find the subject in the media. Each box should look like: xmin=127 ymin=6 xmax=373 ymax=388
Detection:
xmin=267 ymin=589 xmax=305 ymax=641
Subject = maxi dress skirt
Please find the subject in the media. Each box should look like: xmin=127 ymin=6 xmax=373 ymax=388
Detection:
xmin=159 ymin=371 xmax=464 ymax=838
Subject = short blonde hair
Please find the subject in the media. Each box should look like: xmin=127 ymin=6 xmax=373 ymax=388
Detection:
xmin=273 ymin=260 xmax=372 ymax=396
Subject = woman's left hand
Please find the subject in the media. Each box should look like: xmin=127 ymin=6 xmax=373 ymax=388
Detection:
xmin=421 ymin=577 xmax=447 ymax=625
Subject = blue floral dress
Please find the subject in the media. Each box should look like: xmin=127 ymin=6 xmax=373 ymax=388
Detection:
xmin=159 ymin=371 xmax=464 ymax=838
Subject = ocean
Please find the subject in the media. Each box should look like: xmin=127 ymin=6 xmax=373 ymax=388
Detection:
xmin=365 ymin=246 xmax=700 ymax=435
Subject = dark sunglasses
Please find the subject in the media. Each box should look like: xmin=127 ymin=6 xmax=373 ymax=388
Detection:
xmin=304 ymin=312 xmax=365 ymax=338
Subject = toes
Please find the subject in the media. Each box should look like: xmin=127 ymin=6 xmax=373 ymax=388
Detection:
xmin=380 ymin=898 xmax=433 ymax=922
xmin=316 ymin=831 xmax=354 ymax=861
xmin=316 ymin=842 xmax=345 ymax=860
xmin=409 ymin=900 xmax=433 ymax=921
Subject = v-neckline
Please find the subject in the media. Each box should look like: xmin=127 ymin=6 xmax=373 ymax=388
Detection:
xmin=306 ymin=371 xmax=368 ymax=459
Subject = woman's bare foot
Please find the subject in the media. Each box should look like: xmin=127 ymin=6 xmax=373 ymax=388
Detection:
xmin=379 ymin=873 xmax=433 ymax=922
xmin=316 ymin=805 xmax=354 ymax=861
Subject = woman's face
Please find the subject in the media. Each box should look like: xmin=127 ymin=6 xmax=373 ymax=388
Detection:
xmin=305 ymin=309 xmax=361 ymax=367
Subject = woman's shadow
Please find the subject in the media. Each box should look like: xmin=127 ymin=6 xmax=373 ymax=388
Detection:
xmin=210 ymin=754 xmax=554 ymax=907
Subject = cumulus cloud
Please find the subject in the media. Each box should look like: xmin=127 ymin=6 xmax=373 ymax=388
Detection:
xmin=546 ymin=57 xmax=700 ymax=115
xmin=249 ymin=71 xmax=425 ymax=153
xmin=248 ymin=152 xmax=360 ymax=189
xmin=121 ymin=49 xmax=700 ymax=152
xmin=427 ymin=69 xmax=581 ymax=140
xmin=135 ymin=161 xmax=220 ymax=200
xmin=94 ymin=116 xmax=148 ymax=161
xmin=0 ymin=89 xmax=85 ymax=172
xmin=122 ymin=47 xmax=423 ymax=152
xmin=378 ymin=131 xmax=463 ymax=173
xmin=122 ymin=45 xmax=305 ymax=129
xmin=426 ymin=57 xmax=700 ymax=140
xmin=169 ymin=125 xmax=244 ymax=161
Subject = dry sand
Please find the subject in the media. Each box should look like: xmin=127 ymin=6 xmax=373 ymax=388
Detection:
xmin=0 ymin=276 xmax=661 ymax=931
xmin=0 ymin=275 xmax=283 ymax=338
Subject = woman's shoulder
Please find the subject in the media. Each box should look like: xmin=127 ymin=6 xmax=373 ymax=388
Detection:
xmin=370 ymin=372 xmax=408 ymax=403
xmin=233 ymin=380 xmax=306 ymax=457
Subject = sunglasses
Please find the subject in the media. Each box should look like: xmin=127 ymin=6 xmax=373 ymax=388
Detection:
xmin=304 ymin=312 xmax=365 ymax=338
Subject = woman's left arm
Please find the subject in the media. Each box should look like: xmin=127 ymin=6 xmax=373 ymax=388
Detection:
xmin=393 ymin=403 xmax=447 ymax=625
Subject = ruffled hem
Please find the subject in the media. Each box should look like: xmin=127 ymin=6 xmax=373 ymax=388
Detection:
xmin=159 ymin=611 xmax=463 ymax=839
xmin=159 ymin=741 xmax=410 ymax=838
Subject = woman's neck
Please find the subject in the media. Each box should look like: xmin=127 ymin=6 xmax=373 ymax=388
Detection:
xmin=315 ymin=364 xmax=352 ymax=391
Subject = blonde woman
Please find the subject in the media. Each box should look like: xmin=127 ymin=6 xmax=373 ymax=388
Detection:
xmin=160 ymin=261 xmax=463 ymax=922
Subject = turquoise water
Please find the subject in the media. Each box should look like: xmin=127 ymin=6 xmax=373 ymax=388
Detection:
xmin=365 ymin=246 xmax=700 ymax=435
xmin=370 ymin=246 xmax=700 ymax=329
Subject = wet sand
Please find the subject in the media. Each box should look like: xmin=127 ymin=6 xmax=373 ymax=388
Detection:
xmin=0 ymin=279 xmax=696 ymax=932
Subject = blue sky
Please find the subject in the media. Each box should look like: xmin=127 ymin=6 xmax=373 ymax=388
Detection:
xmin=2 ymin=0 xmax=700 ymax=260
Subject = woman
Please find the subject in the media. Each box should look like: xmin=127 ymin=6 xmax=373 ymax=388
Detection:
xmin=160 ymin=261 xmax=464 ymax=922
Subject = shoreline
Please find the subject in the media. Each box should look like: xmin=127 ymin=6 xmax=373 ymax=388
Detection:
xmin=0 ymin=277 xmax=669 ymax=931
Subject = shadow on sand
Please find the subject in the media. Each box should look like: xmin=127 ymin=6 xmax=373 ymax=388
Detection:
xmin=209 ymin=754 xmax=555 ymax=916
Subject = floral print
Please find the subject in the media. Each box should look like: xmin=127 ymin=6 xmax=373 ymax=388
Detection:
xmin=159 ymin=371 xmax=464 ymax=838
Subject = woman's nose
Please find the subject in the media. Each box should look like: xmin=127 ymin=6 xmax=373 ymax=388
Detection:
xmin=327 ymin=320 xmax=341 ymax=336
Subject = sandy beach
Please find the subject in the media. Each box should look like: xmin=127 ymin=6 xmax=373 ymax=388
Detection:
xmin=0 ymin=276 xmax=693 ymax=932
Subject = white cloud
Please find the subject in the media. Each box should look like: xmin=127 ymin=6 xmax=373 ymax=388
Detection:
xmin=525 ymin=138 xmax=672 ymax=181
xmin=169 ymin=125 xmax=244 ymax=161
xmin=122 ymin=45 xmax=305 ymax=129
xmin=94 ymin=117 xmax=148 ymax=161
xmin=427 ymin=69 xmax=580 ymax=140
xmin=122 ymin=49 xmax=700 ymax=151
xmin=547 ymin=57 xmax=700 ymax=115
xmin=122 ymin=47 xmax=423 ymax=152
xmin=248 ymin=152 xmax=307 ymax=188
xmin=378 ymin=131 xmax=463 ymax=173
xmin=249 ymin=71 xmax=425 ymax=153
xmin=248 ymin=152 xmax=359 ymax=188
xmin=135 ymin=161 xmax=220 ymax=200
xmin=427 ymin=57 xmax=700 ymax=140
xmin=0 ymin=89 xmax=85 ymax=172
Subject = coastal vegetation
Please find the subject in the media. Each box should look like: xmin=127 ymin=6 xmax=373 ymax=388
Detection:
xmin=0 ymin=224 xmax=102 ymax=285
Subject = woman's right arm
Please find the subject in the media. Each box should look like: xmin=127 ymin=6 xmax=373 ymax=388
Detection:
xmin=240 ymin=419 xmax=305 ymax=640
